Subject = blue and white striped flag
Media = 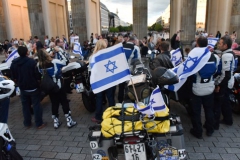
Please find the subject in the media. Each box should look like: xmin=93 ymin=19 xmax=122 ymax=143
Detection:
xmin=170 ymin=48 xmax=182 ymax=67
xmin=208 ymin=37 xmax=219 ymax=49
xmin=5 ymin=49 xmax=19 ymax=67
xmin=73 ymin=42 xmax=82 ymax=55
xmin=134 ymin=86 xmax=166 ymax=117
xmin=90 ymin=43 xmax=131 ymax=94
xmin=165 ymin=47 xmax=211 ymax=91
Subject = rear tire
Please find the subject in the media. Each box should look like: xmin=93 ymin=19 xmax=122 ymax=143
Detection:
xmin=82 ymin=92 xmax=96 ymax=113
xmin=8 ymin=147 xmax=23 ymax=160
xmin=230 ymin=94 xmax=240 ymax=114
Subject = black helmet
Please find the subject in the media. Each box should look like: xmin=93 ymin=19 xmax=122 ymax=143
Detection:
xmin=152 ymin=67 xmax=179 ymax=86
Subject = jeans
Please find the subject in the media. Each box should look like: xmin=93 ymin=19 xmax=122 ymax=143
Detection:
xmin=190 ymin=93 xmax=214 ymax=136
xmin=49 ymin=86 xmax=70 ymax=116
xmin=95 ymin=86 xmax=116 ymax=120
xmin=0 ymin=98 xmax=10 ymax=123
xmin=214 ymin=87 xmax=233 ymax=127
xmin=20 ymin=89 xmax=43 ymax=127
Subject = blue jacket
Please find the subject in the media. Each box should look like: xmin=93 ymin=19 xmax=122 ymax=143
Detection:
xmin=192 ymin=53 xmax=218 ymax=96
xmin=10 ymin=56 xmax=41 ymax=90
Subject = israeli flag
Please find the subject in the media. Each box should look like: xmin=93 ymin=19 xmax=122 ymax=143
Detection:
xmin=134 ymin=86 xmax=166 ymax=117
xmin=73 ymin=42 xmax=82 ymax=55
xmin=170 ymin=48 xmax=182 ymax=67
xmin=5 ymin=49 xmax=19 ymax=67
xmin=208 ymin=37 xmax=219 ymax=49
xmin=165 ymin=47 xmax=211 ymax=91
xmin=90 ymin=43 xmax=131 ymax=94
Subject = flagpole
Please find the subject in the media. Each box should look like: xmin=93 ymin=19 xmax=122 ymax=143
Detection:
xmin=130 ymin=77 xmax=139 ymax=104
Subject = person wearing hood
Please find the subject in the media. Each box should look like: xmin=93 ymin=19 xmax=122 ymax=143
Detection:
xmin=10 ymin=46 xmax=45 ymax=129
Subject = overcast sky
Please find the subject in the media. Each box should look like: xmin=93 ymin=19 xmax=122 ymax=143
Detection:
xmin=100 ymin=0 xmax=170 ymax=26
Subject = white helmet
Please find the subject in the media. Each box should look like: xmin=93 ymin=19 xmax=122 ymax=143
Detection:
xmin=0 ymin=76 xmax=15 ymax=99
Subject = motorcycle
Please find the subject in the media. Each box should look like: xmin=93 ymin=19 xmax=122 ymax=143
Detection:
xmin=230 ymin=73 xmax=240 ymax=114
xmin=0 ymin=123 xmax=23 ymax=160
xmin=88 ymin=59 xmax=186 ymax=160
xmin=62 ymin=58 xmax=96 ymax=112
xmin=0 ymin=63 xmax=17 ymax=97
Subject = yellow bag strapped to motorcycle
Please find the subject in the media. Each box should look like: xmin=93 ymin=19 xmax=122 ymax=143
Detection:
xmin=142 ymin=108 xmax=170 ymax=133
xmin=101 ymin=106 xmax=170 ymax=138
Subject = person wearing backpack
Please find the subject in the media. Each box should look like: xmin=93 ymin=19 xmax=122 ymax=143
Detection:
xmin=189 ymin=36 xmax=219 ymax=139
xmin=37 ymin=49 xmax=76 ymax=129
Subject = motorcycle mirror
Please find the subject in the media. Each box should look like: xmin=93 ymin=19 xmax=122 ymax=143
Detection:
xmin=148 ymin=50 xmax=152 ymax=54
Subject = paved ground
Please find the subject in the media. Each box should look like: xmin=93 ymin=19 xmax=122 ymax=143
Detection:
xmin=2 ymin=55 xmax=240 ymax=160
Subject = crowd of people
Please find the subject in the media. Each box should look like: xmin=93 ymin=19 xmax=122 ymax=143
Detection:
xmin=0 ymin=29 xmax=239 ymax=141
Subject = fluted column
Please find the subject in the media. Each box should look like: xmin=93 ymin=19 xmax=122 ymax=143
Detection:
xmin=27 ymin=0 xmax=46 ymax=42
xmin=180 ymin=0 xmax=197 ymax=46
xmin=0 ymin=0 xmax=7 ymax=42
xmin=133 ymin=0 xmax=148 ymax=39
xmin=206 ymin=0 xmax=233 ymax=37
xmin=71 ymin=0 xmax=87 ymax=43
xmin=231 ymin=0 xmax=240 ymax=43
xmin=170 ymin=0 xmax=182 ymax=38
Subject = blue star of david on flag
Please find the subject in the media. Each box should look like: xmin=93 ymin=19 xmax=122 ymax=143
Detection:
xmin=183 ymin=56 xmax=198 ymax=71
xmin=104 ymin=60 xmax=118 ymax=73
xmin=171 ymin=56 xmax=177 ymax=61
xmin=149 ymin=98 xmax=156 ymax=106
xmin=165 ymin=47 xmax=211 ymax=91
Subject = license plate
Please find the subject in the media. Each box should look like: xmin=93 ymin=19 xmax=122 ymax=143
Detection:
xmin=124 ymin=143 xmax=146 ymax=160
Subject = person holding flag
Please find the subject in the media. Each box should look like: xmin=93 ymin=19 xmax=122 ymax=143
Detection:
xmin=72 ymin=41 xmax=83 ymax=59
xmin=90 ymin=40 xmax=131 ymax=123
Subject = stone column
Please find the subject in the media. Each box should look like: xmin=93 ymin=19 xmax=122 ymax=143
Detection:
xmin=0 ymin=0 xmax=7 ymax=42
xmin=170 ymin=0 xmax=182 ymax=38
xmin=27 ymin=0 xmax=46 ymax=42
xmin=132 ymin=0 xmax=148 ymax=39
xmin=65 ymin=0 xmax=70 ymax=37
xmin=71 ymin=0 xmax=88 ymax=43
xmin=231 ymin=0 xmax=240 ymax=43
xmin=180 ymin=0 xmax=197 ymax=46
xmin=206 ymin=0 xmax=233 ymax=37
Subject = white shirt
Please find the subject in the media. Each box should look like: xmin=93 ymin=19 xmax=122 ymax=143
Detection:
xmin=45 ymin=39 xmax=50 ymax=46
xmin=93 ymin=38 xmax=98 ymax=44
xmin=74 ymin=36 xmax=79 ymax=43
xmin=70 ymin=36 xmax=75 ymax=43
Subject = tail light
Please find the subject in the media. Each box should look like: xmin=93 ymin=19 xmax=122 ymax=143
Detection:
xmin=124 ymin=136 xmax=141 ymax=144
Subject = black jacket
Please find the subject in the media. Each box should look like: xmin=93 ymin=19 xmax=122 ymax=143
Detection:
xmin=150 ymin=51 xmax=174 ymax=70
xmin=171 ymin=34 xmax=184 ymax=59
xmin=10 ymin=56 xmax=41 ymax=90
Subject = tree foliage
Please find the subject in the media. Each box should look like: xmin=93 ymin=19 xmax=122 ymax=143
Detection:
xmin=109 ymin=25 xmax=133 ymax=32
xmin=148 ymin=23 xmax=163 ymax=32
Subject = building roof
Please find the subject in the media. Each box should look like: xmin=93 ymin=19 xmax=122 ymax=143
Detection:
xmin=100 ymin=2 xmax=109 ymax=12
xmin=109 ymin=12 xmax=119 ymax=18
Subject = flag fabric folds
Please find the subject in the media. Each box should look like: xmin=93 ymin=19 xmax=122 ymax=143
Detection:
xmin=5 ymin=49 xmax=19 ymax=67
xmin=170 ymin=48 xmax=183 ymax=67
xmin=134 ymin=86 xmax=167 ymax=117
xmin=73 ymin=42 xmax=82 ymax=55
xmin=208 ymin=37 xmax=219 ymax=49
xmin=165 ymin=47 xmax=211 ymax=91
xmin=90 ymin=43 xmax=131 ymax=94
